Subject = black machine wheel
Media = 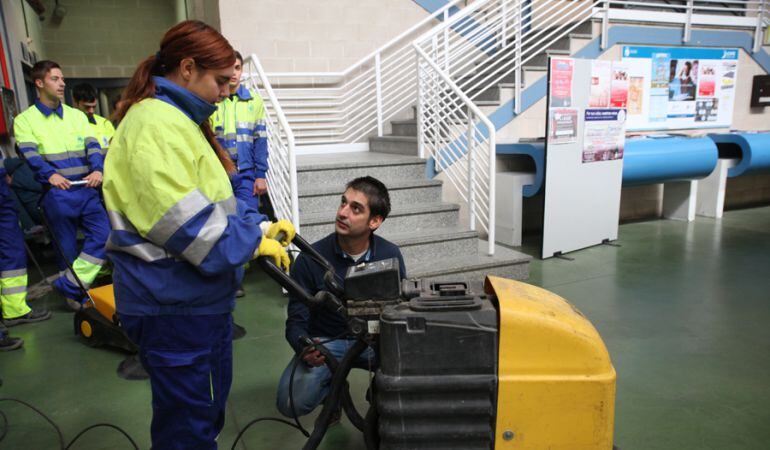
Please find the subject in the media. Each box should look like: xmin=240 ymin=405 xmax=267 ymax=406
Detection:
xmin=73 ymin=311 xmax=103 ymax=347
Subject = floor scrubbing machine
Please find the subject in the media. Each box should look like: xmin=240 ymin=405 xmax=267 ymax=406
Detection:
xmin=36 ymin=188 xmax=138 ymax=355
xmin=257 ymin=235 xmax=618 ymax=450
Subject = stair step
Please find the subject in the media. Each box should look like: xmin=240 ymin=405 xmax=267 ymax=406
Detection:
xmin=299 ymin=179 xmax=443 ymax=215
xmin=384 ymin=226 xmax=481 ymax=267
xmin=528 ymin=49 xmax=571 ymax=67
xmin=299 ymin=202 xmax=460 ymax=243
xmin=468 ymin=85 xmax=501 ymax=103
xmin=409 ymin=241 xmax=531 ymax=284
xmin=297 ymin=152 xmax=426 ymax=187
xmin=369 ymin=135 xmax=419 ymax=156
xmin=391 ymin=119 xmax=417 ymax=137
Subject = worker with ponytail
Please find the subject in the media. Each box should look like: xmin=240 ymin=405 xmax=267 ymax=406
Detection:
xmin=102 ymin=20 xmax=294 ymax=449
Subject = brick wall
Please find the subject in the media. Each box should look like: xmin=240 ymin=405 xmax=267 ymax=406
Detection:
xmin=219 ymin=0 xmax=431 ymax=73
xmin=39 ymin=0 xmax=177 ymax=78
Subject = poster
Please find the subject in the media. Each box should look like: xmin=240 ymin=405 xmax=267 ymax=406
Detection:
xmin=550 ymin=58 xmax=574 ymax=107
xmin=548 ymin=108 xmax=578 ymax=144
xmin=695 ymin=98 xmax=718 ymax=122
xmin=610 ymin=63 xmax=629 ymax=108
xmin=622 ymin=46 xmax=739 ymax=130
xmin=583 ymin=108 xmax=626 ymax=163
xmin=589 ymin=60 xmax=611 ymax=107
xmin=698 ymin=61 xmax=717 ymax=97
xmin=628 ymin=76 xmax=644 ymax=115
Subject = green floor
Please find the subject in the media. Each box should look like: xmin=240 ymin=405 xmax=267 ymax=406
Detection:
xmin=2 ymin=206 xmax=770 ymax=450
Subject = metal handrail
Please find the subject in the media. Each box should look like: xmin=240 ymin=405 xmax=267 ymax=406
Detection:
xmin=263 ymin=0 xmax=471 ymax=146
xmin=241 ymin=54 xmax=300 ymax=231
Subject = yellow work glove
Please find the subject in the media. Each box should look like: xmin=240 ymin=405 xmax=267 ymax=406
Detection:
xmin=257 ymin=238 xmax=291 ymax=272
xmin=266 ymin=219 xmax=296 ymax=247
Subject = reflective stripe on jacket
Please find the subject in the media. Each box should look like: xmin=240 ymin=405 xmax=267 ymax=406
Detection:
xmin=13 ymin=101 xmax=103 ymax=184
xmin=103 ymin=77 xmax=267 ymax=316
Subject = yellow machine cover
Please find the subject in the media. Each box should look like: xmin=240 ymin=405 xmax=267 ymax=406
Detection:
xmin=486 ymin=276 xmax=616 ymax=450
xmin=88 ymin=284 xmax=118 ymax=324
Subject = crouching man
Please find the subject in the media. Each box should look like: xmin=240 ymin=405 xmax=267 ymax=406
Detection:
xmin=276 ymin=176 xmax=406 ymax=419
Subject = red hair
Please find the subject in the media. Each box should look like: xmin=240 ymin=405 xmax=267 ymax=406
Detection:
xmin=114 ymin=20 xmax=236 ymax=174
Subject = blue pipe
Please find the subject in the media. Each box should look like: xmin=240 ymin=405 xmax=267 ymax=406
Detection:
xmin=708 ymin=132 xmax=770 ymax=178
xmin=622 ymin=137 xmax=718 ymax=186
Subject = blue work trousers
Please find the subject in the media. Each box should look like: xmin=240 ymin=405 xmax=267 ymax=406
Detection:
xmin=42 ymin=187 xmax=109 ymax=300
xmin=0 ymin=183 xmax=26 ymax=274
xmin=120 ymin=313 xmax=233 ymax=450
xmin=275 ymin=338 xmax=377 ymax=418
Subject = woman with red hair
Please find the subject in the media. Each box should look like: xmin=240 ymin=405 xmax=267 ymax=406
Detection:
xmin=103 ymin=20 xmax=294 ymax=449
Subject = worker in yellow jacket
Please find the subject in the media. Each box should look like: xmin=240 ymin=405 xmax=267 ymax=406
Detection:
xmin=103 ymin=20 xmax=294 ymax=449
xmin=72 ymin=83 xmax=115 ymax=152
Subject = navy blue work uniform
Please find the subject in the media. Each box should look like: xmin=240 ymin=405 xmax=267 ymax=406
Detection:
xmin=277 ymin=232 xmax=406 ymax=417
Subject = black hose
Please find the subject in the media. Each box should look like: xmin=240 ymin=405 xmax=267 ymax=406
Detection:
xmin=364 ymin=402 xmax=380 ymax=450
xmin=0 ymin=398 xmax=65 ymax=448
xmin=65 ymin=423 xmax=140 ymax=450
xmin=301 ymin=338 xmax=369 ymax=450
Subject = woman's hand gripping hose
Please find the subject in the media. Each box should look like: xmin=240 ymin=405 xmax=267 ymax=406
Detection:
xmin=265 ymin=219 xmax=296 ymax=246
xmin=257 ymin=238 xmax=290 ymax=272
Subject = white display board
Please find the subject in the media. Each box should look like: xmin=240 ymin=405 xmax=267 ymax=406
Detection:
xmin=621 ymin=46 xmax=739 ymax=131
xmin=542 ymin=58 xmax=625 ymax=259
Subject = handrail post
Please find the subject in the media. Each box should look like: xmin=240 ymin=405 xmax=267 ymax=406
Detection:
xmin=515 ymin=0 xmax=522 ymax=114
xmin=684 ymin=0 xmax=693 ymax=43
xmin=375 ymin=52 xmax=384 ymax=137
xmin=487 ymin=124 xmax=496 ymax=256
xmin=601 ymin=0 xmax=609 ymax=50
xmin=432 ymin=35 xmax=440 ymax=169
xmin=754 ymin=0 xmax=766 ymax=52
xmin=416 ymin=52 xmax=425 ymax=159
xmin=501 ymin=0 xmax=509 ymax=51
xmin=443 ymin=9 xmax=450 ymax=72
xmin=467 ymin=114 xmax=476 ymax=232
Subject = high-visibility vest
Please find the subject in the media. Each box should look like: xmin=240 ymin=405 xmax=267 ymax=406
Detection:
xmin=103 ymin=77 xmax=266 ymax=316
xmin=210 ymin=85 xmax=268 ymax=177
xmin=13 ymin=101 xmax=103 ymax=184
xmin=88 ymin=113 xmax=115 ymax=151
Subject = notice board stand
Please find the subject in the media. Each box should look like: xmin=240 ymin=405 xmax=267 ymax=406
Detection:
xmin=541 ymin=57 xmax=626 ymax=259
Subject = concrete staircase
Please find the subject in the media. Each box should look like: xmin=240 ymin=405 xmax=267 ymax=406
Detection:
xmin=293 ymin=23 xmax=601 ymax=284
xmin=295 ymin=150 xmax=531 ymax=284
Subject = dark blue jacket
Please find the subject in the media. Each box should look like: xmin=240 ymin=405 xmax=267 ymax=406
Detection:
xmin=285 ymin=232 xmax=406 ymax=353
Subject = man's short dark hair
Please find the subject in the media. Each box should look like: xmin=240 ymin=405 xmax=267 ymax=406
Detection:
xmin=234 ymin=51 xmax=243 ymax=64
xmin=346 ymin=176 xmax=391 ymax=220
xmin=72 ymin=83 xmax=97 ymax=103
xmin=31 ymin=60 xmax=61 ymax=82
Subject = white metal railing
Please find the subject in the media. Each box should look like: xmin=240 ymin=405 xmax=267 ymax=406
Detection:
xmin=600 ymin=0 xmax=768 ymax=51
xmin=414 ymin=0 xmax=602 ymax=255
xmin=415 ymin=44 xmax=497 ymax=255
xmin=260 ymin=0 xmax=471 ymax=147
xmin=241 ymin=54 xmax=300 ymax=231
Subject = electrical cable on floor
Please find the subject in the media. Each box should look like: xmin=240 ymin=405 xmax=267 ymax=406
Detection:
xmin=0 ymin=398 xmax=139 ymax=449
xmin=229 ymin=332 xmax=350 ymax=449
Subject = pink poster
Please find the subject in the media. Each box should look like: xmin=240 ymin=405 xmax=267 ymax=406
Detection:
xmin=589 ymin=60 xmax=611 ymax=107
xmin=698 ymin=62 xmax=716 ymax=97
xmin=549 ymin=58 xmax=574 ymax=107
xmin=610 ymin=63 xmax=629 ymax=108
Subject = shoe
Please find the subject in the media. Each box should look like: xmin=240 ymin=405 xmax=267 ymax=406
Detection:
xmin=4 ymin=309 xmax=52 ymax=327
xmin=0 ymin=335 xmax=24 ymax=351
xmin=66 ymin=298 xmax=85 ymax=312
xmin=233 ymin=322 xmax=247 ymax=340
xmin=235 ymin=286 xmax=245 ymax=298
